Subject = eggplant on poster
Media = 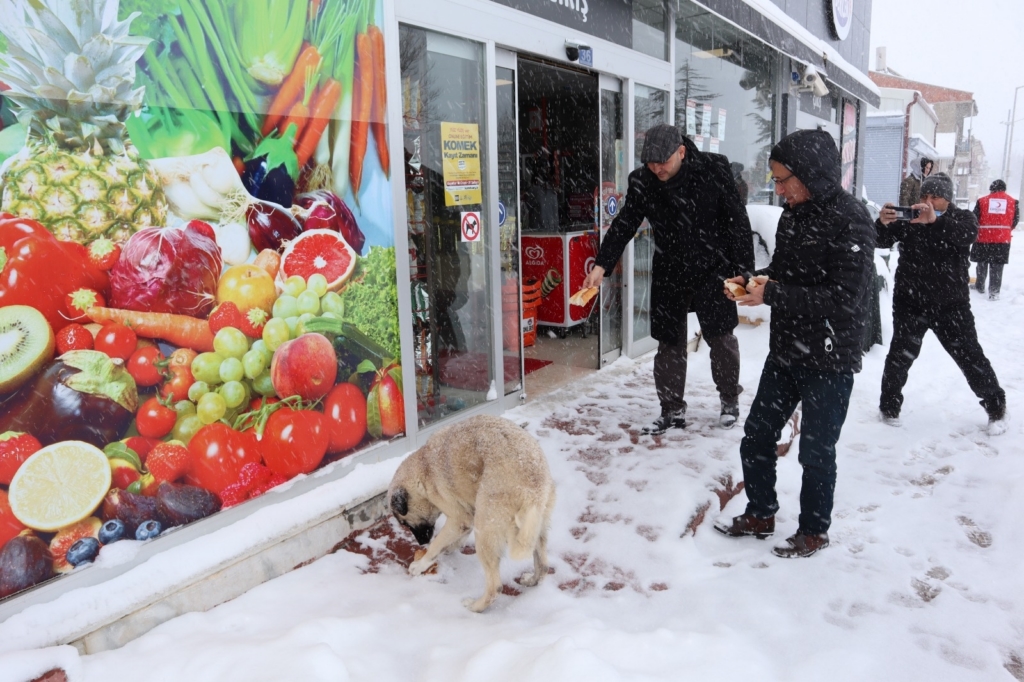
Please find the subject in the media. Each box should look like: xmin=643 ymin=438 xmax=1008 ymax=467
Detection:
xmin=0 ymin=0 xmax=401 ymax=600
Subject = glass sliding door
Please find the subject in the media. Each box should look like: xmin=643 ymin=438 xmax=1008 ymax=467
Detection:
xmin=495 ymin=59 xmax=523 ymax=394
xmin=400 ymin=26 xmax=493 ymax=426
xmin=631 ymin=84 xmax=669 ymax=344
xmin=599 ymin=77 xmax=624 ymax=365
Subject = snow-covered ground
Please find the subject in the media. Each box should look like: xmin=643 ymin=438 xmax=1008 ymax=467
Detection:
xmin=5 ymin=241 xmax=1024 ymax=682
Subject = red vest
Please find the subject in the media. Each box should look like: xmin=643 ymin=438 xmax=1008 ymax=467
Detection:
xmin=977 ymin=191 xmax=1016 ymax=244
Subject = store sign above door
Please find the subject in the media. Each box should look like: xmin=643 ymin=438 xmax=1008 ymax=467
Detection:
xmin=827 ymin=0 xmax=853 ymax=40
xmin=488 ymin=0 xmax=632 ymax=48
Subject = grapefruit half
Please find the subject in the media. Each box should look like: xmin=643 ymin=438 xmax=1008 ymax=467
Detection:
xmin=278 ymin=229 xmax=357 ymax=293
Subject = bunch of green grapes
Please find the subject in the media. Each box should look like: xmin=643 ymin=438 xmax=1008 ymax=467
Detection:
xmin=188 ymin=327 xmax=277 ymax=425
xmin=262 ymin=273 xmax=343 ymax=351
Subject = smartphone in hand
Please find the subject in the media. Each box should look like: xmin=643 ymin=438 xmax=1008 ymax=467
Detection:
xmin=892 ymin=206 xmax=920 ymax=221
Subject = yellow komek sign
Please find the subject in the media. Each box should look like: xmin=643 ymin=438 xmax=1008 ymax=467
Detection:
xmin=441 ymin=122 xmax=481 ymax=206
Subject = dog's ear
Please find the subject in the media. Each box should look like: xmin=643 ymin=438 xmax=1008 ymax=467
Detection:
xmin=390 ymin=487 xmax=409 ymax=516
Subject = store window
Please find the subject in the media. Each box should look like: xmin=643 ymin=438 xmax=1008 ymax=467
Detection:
xmin=632 ymin=84 xmax=669 ymax=342
xmin=400 ymin=27 xmax=494 ymax=426
xmin=674 ymin=0 xmax=776 ymax=204
xmin=633 ymin=0 xmax=670 ymax=61
xmin=0 ymin=1 xmax=400 ymax=601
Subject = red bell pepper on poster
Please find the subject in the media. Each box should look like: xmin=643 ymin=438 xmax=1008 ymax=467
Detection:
xmin=0 ymin=214 xmax=110 ymax=332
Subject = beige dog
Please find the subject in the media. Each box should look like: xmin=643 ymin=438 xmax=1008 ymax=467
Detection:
xmin=388 ymin=415 xmax=556 ymax=612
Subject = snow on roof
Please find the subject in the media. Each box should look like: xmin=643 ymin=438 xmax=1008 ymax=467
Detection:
xmin=868 ymin=110 xmax=907 ymax=118
xmin=908 ymin=134 xmax=939 ymax=158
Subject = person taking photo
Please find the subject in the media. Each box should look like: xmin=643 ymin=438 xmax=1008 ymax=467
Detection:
xmin=875 ymin=172 xmax=1007 ymax=434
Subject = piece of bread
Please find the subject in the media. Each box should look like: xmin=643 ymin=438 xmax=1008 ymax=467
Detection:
xmin=569 ymin=286 xmax=598 ymax=307
xmin=412 ymin=548 xmax=438 ymax=574
xmin=725 ymin=281 xmax=747 ymax=297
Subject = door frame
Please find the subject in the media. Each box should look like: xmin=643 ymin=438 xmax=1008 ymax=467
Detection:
xmin=598 ymin=72 xmax=624 ymax=368
xmin=493 ymin=47 xmax=524 ymax=412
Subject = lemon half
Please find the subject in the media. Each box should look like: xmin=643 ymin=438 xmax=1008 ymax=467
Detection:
xmin=9 ymin=441 xmax=111 ymax=532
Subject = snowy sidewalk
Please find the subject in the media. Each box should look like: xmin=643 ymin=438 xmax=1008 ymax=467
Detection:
xmin=6 ymin=245 xmax=1024 ymax=681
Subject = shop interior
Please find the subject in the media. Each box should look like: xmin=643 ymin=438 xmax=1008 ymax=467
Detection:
xmin=515 ymin=59 xmax=603 ymax=391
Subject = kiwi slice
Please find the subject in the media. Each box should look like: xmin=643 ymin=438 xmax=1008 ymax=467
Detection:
xmin=0 ymin=305 xmax=54 ymax=393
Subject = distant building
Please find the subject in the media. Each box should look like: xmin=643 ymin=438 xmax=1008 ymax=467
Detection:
xmin=863 ymin=84 xmax=939 ymax=205
xmin=868 ymin=61 xmax=981 ymax=206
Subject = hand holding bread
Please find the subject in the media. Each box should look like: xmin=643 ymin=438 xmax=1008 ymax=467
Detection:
xmin=569 ymin=286 xmax=598 ymax=307
xmin=724 ymin=281 xmax=747 ymax=297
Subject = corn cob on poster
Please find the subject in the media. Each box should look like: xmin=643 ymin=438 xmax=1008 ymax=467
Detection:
xmin=0 ymin=0 xmax=403 ymax=600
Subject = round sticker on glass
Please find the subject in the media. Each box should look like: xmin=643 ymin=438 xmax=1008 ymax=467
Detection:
xmin=606 ymin=195 xmax=619 ymax=217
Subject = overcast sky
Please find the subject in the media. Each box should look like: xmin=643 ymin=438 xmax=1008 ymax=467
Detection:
xmin=869 ymin=0 xmax=1024 ymax=194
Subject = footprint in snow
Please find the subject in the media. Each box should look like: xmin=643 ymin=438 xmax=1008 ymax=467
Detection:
xmin=956 ymin=516 xmax=993 ymax=548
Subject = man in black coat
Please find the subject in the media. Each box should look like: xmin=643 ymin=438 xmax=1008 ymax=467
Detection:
xmin=714 ymin=129 xmax=875 ymax=558
xmin=876 ymin=172 xmax=1007 ymax=432
xmin=582 ymin=124 xmax=754 ymax=433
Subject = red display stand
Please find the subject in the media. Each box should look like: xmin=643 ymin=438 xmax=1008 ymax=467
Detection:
xmin=521 ymin=231 xmax=598 ymax=329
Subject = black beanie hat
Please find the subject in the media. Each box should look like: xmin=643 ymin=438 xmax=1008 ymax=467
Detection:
xmin=920 ymin=157 xmax=934 ymax=173
xmin=990 ymin=179 xmax=1007 ymax=192
xmin=920 ymin=172 xmax=954 ymax=202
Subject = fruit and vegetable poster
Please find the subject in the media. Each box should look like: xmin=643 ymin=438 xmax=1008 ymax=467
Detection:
xmin=0 ymin=0 xmax=404 ymax=601
xmin=440 ymin=122 xmax=482 ymax=207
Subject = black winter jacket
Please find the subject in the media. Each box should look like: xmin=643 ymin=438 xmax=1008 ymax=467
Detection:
xmin=593 ymin=137 xmax=754 ymax=343
xmin=876 ymin=205 xmax=978 ymax=308
xmin=760 ymin=130 xmax=875 ymax=373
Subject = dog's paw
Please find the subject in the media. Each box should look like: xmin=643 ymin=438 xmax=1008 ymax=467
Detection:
xmin=409 ymin=549 xmax=438 ymax=575
xmin=518 ymin=571 xmax=541 ymax=587
xmin=462 ymin=596 xmax=490 ymax=613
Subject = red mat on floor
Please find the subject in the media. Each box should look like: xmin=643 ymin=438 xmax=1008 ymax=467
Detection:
xmin=436 ymin=352 xmax=552 ymax=391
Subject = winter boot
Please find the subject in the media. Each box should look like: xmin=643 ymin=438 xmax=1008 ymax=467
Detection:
xmin=879 ymin=410 xmax=901 ymax=427
xmin=719 ymin=400 xmax=740 ymax=429
xmin=982 ymin=394 xmax=1008 ymax=436
xmin=714 ymin=513 xmax=775 ymax=539
xmin=989 ymin=292 xmax=1000 ymax=301
xmin=772 ymin=531 xmax=829 ymax=558
xmin=642 ymin=408 xmax=686 ymax=435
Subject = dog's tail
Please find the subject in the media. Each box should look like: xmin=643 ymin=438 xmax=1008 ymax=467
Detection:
xmin=510 ymin=502 xmax=545 ymax=560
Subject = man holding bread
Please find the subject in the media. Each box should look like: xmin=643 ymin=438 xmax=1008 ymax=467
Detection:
xmin=716 ymin=129 xmax=874 ymax=558
xmin=876 ymin=172 xmax=1007 ymax=433
xmin=581 ymin=124 xmax=753 ymax=434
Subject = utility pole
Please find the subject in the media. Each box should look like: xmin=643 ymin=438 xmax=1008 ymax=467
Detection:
xmin=1005 ymin=85 xmax=1024 ymax=184
xmin=1002 ymin=108 xmax=1012 ymax=180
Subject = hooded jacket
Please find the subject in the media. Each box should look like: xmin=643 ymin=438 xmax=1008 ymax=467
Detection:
xmin=593 ymin=136 xmax=753 ymax=344
xmin=899 ymin=173 xmax=922 ymax=208
xmin=877 ymin=203 xmax=979 ymax=306
xmin=759 ymin=129 xmax=875 ymax=373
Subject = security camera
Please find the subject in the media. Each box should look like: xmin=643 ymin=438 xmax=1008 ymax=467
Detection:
xmin=800 ymin=64 xmax=830 ymax=98
xmin=565 ymin=39 xmax=590 ymax=63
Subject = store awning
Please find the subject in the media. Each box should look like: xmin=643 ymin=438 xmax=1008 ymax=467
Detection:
xmin=682 ymin=0 xmax=882 ymax=107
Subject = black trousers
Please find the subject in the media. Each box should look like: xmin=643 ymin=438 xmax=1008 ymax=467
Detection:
xmin=975 ymin=262 xmax=1004 ymax=294
xmin=741 ymin=361 xmax=854 ymax=534
xmin=880 ymin=301 xmax=1003 ymax=416
xmin=653 ymin=300 xmax=741 ymax=412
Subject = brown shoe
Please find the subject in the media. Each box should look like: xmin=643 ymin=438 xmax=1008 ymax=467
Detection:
xmin=713 ymin=513 xmax=775 ymax=539
xmin=772 ymin=532 xmax=829 ymax=558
